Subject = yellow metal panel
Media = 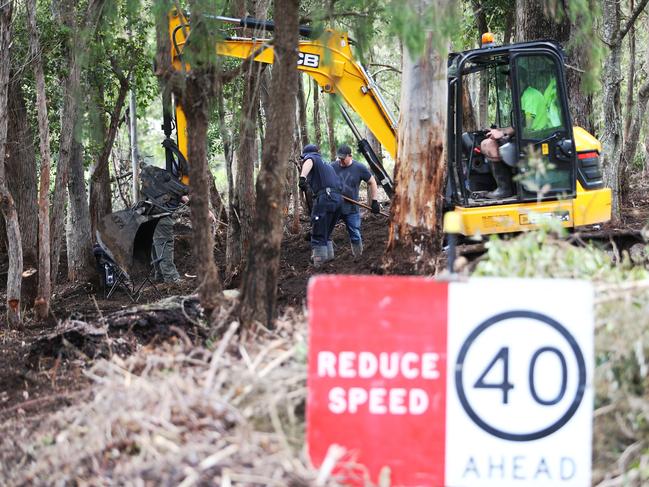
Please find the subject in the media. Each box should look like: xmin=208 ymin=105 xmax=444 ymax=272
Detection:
xmin=168 ymin=8 xmax=397 ymax=160
xmin=332 ymin=59 xmax=345 ymax=77
xmin=455 ymin=186 xmax=611 ymax=236
xmin=456 ymin=200 xmax=575 ymax=236
xmin=174 ymin=102 xmax=189 ymax=185
xmin=573 ymin=126 xmax=602 ymax=153
xmin=573 ymin=182 xmax=611 ymax=226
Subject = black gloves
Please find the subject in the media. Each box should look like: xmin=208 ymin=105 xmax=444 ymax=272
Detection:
xmin=371 ymin=200 xmax=380 ymax=214
xmin=299 ymin=176 xmax=308 ymax=191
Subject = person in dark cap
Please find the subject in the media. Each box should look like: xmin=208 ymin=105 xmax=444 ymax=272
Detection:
xmin=298 ymin=143 xmax=343 ymax=267
xmin=331 ymin=144 xmax=380 ymax=257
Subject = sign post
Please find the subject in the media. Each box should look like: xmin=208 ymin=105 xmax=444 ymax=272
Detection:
xmin=307 ymin=276 xmax=593 ymax=487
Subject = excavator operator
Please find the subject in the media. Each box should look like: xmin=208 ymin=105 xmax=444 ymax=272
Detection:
xmin=299 ymin=144 xmax=343 ymax=267
xmin=480 ymin=64 xmax=560 ymax=199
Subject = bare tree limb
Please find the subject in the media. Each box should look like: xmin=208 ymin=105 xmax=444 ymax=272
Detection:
xmin=614 ymin=0 xmax=649 ymax=46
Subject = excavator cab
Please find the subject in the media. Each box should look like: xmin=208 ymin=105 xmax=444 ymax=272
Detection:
xmin=447 ymin=40 xmax=611 ymax=234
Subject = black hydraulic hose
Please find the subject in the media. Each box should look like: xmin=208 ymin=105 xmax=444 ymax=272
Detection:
xmin=240 ymin=16 xmax=314 ymax=38
xmin=356 ymin=139 xmax=394 ymax=198
xmin=204 ymin=14 xmax=314 ymax=38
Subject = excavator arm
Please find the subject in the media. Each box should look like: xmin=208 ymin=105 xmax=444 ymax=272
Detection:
xmin=167 ymin=8 xmax=396 ymax=195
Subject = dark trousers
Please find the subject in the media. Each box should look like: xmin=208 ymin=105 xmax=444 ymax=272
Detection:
xmin=310 ymin=193 xmax=342 ymax=247
xmin=152 ymin=215 xmax=180 ymax=282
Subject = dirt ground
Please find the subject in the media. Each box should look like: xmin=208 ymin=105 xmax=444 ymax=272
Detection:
xmin=1 ymin=173 xmax=649 ymax=449
xmin=0 ymin=209 xmax=388 ymax=422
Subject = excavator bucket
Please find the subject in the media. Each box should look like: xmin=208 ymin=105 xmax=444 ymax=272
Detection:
xmin=96 ymin=209 xmax=167 ymax=277
xmin=96 ymin=164 xmax=188 ymax=277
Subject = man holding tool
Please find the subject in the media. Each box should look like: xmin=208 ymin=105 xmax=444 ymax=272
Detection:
xmin=331 ymin=144 xmax=381 ymax=257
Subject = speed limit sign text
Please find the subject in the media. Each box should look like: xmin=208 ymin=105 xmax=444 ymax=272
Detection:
xmin=307 ymin=276 xmax=594 ymax=487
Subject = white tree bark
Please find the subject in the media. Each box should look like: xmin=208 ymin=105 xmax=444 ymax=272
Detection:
xmin=390 ymin=0 xmax=448 ymax=231
xmin=388 ymin=0 xmax=450 ymax=268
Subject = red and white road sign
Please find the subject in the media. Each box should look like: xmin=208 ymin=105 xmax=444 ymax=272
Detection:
xmin=307 ymin=275 xmax=593 ymax=487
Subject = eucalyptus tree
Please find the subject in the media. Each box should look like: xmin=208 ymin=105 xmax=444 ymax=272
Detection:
xmin=27 ymin=0 xmax=53 ymax=319
xmin=225 ymin=0 xmax=268 ymax=282
xmin=386 ymin=0 xmax=455 ymax=272
xmin=50 ymin=0 xmax=107 ymax=286
xmin=0 ymin=1 xmax=22 ymax=326
xmin=599 ymin=0 xmax=648 ymax=220
xmin=175 ymin=0 xmax=224 ymax=312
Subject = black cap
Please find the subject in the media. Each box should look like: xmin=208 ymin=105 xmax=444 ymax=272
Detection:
xmin=337 ymin=144 xmax=352 ymax=158
xmin=301 ymin=144 xmax=319 ymax=158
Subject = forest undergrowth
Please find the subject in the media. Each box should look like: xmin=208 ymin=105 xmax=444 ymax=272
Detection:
xmin=1 ymin=229 xmax=649 ymax=486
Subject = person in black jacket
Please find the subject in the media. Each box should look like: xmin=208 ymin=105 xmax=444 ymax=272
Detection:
xmin=298 ymin=144 xmax=343 ymax=267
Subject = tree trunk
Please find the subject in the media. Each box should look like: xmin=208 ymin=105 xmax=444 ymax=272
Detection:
xmin=0 ymin=2 xmax=21 ymax=326
xmin=27 ymin=0 xmax=53 ymax=319
xmin=259 ymin=67 xmax=272 ymax=131
xmin=239 ymin=0 xmax=299 ymax=328
xmin=515 ymin=0 xmax=568 ymax=42
xmin=66 ymin=138 xmax=96 ymax=283
xmin=462 ymin=83 xmax=478 ymax=131
xmin=326 ymin=99 xmax=336 ymax=160
xmin=297 ymin=76 xmax=309 ymax=147
xmin=621 ymin=81 xmax=649 ymax=182
xmin=503 ymin=9 xmax=515 ymax=43
xmin=365 ymin=127 xmax=383 ymax=203
xmin=624 ymin=0 xmax=636 ymax=140
xmin=471 ymin=1 xmax=489 ymax=127
xmin=313 ymin=79 xmax=322 ymax=147
xmin=600 ymin=0 xmax=647 ymax=219
xmin=620 ymin=14 xmax=649 ymax=192
xmin=89 ymin=70 xmax=129 ymax=238
xmin=209 ymin=172 xmax=226 ymax=225
xmin=50 ymin=0 xmax=106 ymax=286
xmin=387 ymin=0 xmax=449 ymax=273
xmin=600 ymin=0 xmax=623 ymax=221
xmin=185 ymin=79 xmax=222 ymax=312
xmin=213 ymin=81 xmax=232 ymax=229
xmin=6 ymin=78 xmax=38 ymax=307
xmin=182 ymin=2 xmax=222 ymax=313
xmin=229 ymin=62 xmax=262 ymax=277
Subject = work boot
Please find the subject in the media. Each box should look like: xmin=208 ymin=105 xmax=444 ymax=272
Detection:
xmin=326 ymin=241 xmax=334 ymax=261
xmin=486 ymin=160 xmax=513 ymax=199
xmin=312 ymin=246 xmax=329 ymax=268
xmin=351 ymin=241 xmax=363 ymax=258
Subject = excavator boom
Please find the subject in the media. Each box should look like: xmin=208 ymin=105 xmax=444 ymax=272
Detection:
xmin=168 ymin=8 xmax=397 ymax=195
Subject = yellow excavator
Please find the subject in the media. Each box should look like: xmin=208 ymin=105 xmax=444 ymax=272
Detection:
xmin=165 ymin=9 xmax=611 ymax=234
xmin=98 ymin=8 xmax=611 ymax=274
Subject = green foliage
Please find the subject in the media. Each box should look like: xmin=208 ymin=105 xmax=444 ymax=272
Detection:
xmin=456 ymin=0 xmax=512 ymax=50
xmin=302 ymin=0 xmax=385 ymax=64
xmin=387 ymin=0 xmax=458 ymax=58
xmin=552 ymin=0 xmax=604 ymax=95
xmin=84 ymin=0 xmax=159 ymax=164
xmin=474 ymin=229 xmax=649 ymax=282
